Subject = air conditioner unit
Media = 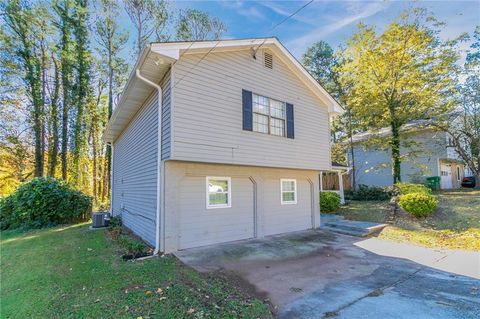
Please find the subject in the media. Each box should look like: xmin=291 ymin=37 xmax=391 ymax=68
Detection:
xmin=92 ymin=212 xmax=110 ymax=228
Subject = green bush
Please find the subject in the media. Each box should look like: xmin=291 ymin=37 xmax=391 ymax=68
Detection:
xmin=119 ymin=234 xmax=147 ymax=256
xmin=345 ymin=184 xmax=392 ymax=201
xmin=395 ymin=183 xmax=432 ymax=196
xmin=320 ymin=192 xmax=341 ymax=212
xmin=0 ymin=177 xmax=91 ymax=230
xmin=399 ymin=192 xmax=438 ymax=218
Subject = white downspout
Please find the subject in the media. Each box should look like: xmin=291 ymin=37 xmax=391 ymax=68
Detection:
xmin=135 ymin=69 xmax=164 ymax=255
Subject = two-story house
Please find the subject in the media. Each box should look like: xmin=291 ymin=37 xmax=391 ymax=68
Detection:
xmin=349 ymin=119 xmax=466 ymax=189
xmin=104 ymin=38 xmax=343 ymax=253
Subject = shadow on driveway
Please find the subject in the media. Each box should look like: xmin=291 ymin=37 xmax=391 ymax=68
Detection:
xmin=174 ymin=230 xmax=480 ymax=319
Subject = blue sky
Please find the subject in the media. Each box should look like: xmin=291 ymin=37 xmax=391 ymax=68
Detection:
xmin=150 ymin=0 xmax=479 ymax=60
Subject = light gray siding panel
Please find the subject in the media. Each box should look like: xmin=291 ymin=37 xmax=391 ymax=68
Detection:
xmin=112 ymin=92 xmax=158 ymax=246
xmin=351 ymin=130 xmax=446 ymax=187
xmin=177 ymin=175 xmax=254 ymax=249
xmin=171 ymin=49 xmax=331 ymax=170
xmin=263 ymin=178 xmax=312 ymax=236
xmin=161 ymin=72 xmax=171 ymax=160
xmin=164 ymin=161 xmax=320 ymax=252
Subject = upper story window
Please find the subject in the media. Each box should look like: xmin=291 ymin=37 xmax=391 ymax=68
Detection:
xmin=252 ymin=93 xmax=286 ymax=137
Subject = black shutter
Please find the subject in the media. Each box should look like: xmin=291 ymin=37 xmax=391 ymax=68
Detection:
xmin=286 ymin=103 xmax=294 ymax=139
xmin=242 ymin=89 xmax=253 ymax=131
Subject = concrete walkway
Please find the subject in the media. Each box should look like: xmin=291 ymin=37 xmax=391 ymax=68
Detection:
xmin=175 ymin=230 xmax=480 ymax=319
xmin=355 ymin=237 xmax=480 ymax=279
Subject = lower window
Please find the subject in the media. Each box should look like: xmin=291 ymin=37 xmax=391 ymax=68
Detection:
xmin=206 ymin=177 xmax=231 ymax=209
xmin=281 ymin=179 xmax=297 ymax=204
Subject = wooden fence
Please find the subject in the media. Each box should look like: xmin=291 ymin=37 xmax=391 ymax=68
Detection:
xmin=321 ymin=172 xmax=351 ymax=191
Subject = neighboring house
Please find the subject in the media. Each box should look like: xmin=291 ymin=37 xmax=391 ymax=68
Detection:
xmin=348 ymin=119 xmax=466 ymax=189
xmin=104 ymin=38 xmax=343 ymax=253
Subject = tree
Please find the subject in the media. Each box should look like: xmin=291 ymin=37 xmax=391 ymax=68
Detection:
xmin=175 ymin=9 xmax=226 ymax=41
xmin=71 ymin=0 xmax=92 ymax=185
xmin=95 ymin=0 xmax=128 ymax=202
xmin=436 ymin=26 xmax=480 ymax=187
xmin=124 ymin=0 xmax=170 ymax=56
xmin=2 ymin=0 xmax=45 ymax=177
xmin=339 ymin=8 xmax=459 ymax=183
xmin=54 ymin=0 xmax=75 ymax=180
xmin=302 ymin=41 xmax=358 ymax=187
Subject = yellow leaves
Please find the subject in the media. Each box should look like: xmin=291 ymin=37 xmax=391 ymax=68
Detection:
xmin=145 ymin=290 xmax=153 ymax=296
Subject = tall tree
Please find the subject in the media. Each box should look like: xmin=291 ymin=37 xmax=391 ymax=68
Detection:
xmin=302 ymin=41 xmax=358 ymax=187
xmin=95 ymin=0 xmax=128 ymax=202
xmin=54 ymin=0 xmax=75 ymax=180
xmin=339 ymin=8 xmax=459 ymax=183
xmin=175 ymin=8 xmax=226 ymax=41
xmin=124 ymin=0 xmax=169 ymax=56
xmin=71 ymin=0 xmax=92 ymax=184
xmin=2 ymin=0 xmax=45 ymax=177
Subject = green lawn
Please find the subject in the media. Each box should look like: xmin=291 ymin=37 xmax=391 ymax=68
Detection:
xmin=0 ymin=223 xmax=272 ymax=319
xmin=336 ymin=189 xmax=480 ymax=251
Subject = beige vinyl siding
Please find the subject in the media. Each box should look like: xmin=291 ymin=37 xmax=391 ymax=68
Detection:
xmin=171 ymin=49 xmax=330 ymax=170
xmin=177 ymin=175 xmax=254 ymax=249
xmin=112 ymin=92 xmax=158 ymax=246
xmin=163 ymin=161 xmax=319 ymax=252
xmin=263 ymin=178 xmax=312 ymax=236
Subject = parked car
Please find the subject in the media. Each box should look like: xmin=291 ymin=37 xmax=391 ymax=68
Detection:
xmin=461 ymin=176 xmax=476 ymax=188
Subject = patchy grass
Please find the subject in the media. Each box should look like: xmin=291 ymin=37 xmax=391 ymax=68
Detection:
xmin=0 ymin=223 xmax=272 ymax=319
xmin=335 ymin=201 xmax=390 ymax=224
xmin=336 ymin=189 xmax=480 ymax=251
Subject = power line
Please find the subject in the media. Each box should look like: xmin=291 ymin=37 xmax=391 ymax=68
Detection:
xmin=172 ymin=0 xmax=315 ymax=89
xmin=254 ymin=0 xmax=315 ymax=55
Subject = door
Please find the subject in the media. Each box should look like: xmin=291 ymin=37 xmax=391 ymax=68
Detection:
xmin=440 ymin=164 xmax=453 ymax=189
xmin=177 ymin=176 xmax=254 ymax=249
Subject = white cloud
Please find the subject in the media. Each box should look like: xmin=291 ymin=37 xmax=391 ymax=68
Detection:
xmin=286 ymin=1 xmax=389 ymax=56
xmin=220 ymin=0 xmax=266 ymax=20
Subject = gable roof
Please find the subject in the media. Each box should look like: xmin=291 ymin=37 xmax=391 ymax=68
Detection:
xmin=104 ymin=38 xmax=344 ymax=143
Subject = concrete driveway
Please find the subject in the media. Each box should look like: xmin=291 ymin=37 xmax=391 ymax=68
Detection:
xmin=175 ymin=230 xmax=480 ymax=319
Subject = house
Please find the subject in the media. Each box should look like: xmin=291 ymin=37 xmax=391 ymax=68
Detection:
xmin=103 ymin=38 xmax=343 ymax=253
xmin=348 ymin=119 xmax=466 ymax=189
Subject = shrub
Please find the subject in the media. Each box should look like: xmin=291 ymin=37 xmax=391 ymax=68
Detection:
xmin=399 ymin=192 xmax=438 ymax=218
xmin=119 ymin=234 xmax=147 ymax=256
xmin=0 ymin=196 xmax=16 ymax=230
xmin=395 ymin=183 xmax=432 ymax=196
xmin=345 ymin=184 xmax=392 ymax=201
xmin=320 ymin=192 xmax=341 ymax=212
xmin=0 ymin=177 xmax=91 ymax=230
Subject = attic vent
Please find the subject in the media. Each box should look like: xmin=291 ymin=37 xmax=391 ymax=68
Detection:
xmin=264 ymin=52 xmax=273 ymax=69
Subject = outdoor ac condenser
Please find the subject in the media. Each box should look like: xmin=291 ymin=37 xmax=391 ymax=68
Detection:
xmin=92 ymin=212 xmax=110 ymax=228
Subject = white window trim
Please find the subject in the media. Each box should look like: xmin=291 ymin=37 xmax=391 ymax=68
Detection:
xmin=281 ymin=178 xmax=297 ymax=205
xmin=252 ymin=93 xmax=286 ymax=137
xmin=206 ymin=176 xmax=232 ymax=209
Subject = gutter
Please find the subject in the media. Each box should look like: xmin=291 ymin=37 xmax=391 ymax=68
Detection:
xmin=135 ymin=69 xmax=164 ymax=255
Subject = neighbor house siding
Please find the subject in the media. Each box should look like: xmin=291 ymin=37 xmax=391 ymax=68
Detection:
xmin=112 ymin=92 xmax=158 ymax=246
xmin=170 ymin=49 xmax=331 ymax=170
xmin=351 ymin=130 xmax=446 ymax=187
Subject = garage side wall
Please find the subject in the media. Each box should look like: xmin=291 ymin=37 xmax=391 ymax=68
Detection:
xmin=164 ymin=161 xmax=320 ymax=252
